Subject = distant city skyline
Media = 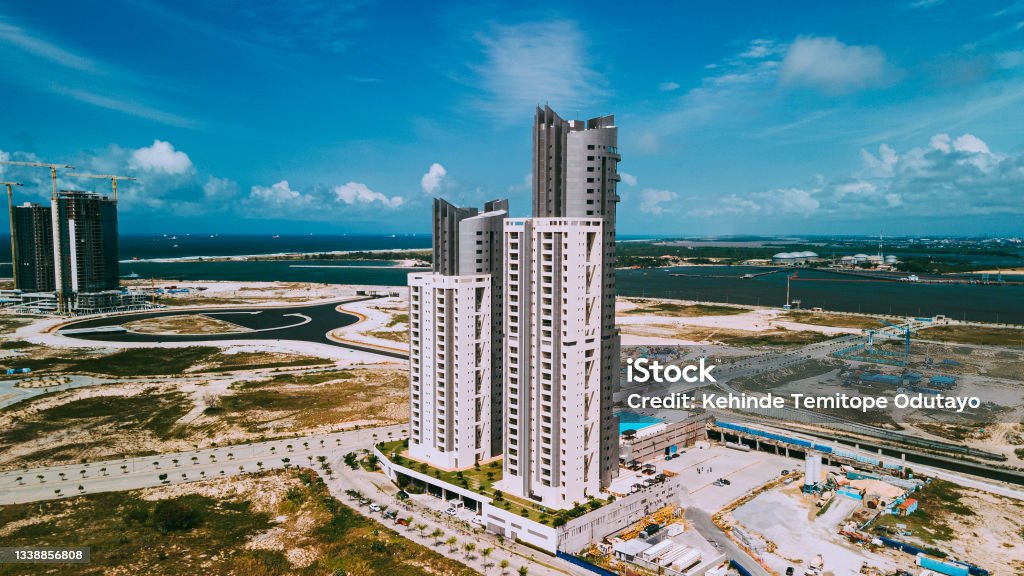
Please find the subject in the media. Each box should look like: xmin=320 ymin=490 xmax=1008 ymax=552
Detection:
xmin=1 ymin=1 xmax=1023 ymax=235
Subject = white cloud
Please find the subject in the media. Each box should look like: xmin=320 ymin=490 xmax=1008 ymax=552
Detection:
xmin=129 ymin=140 xmax=194 ymax=175
xmin=658 ymin=82 xmax=680 ymax=92
xmin=202 ymin=176 xmax=238 ymax=201
xmin=333 ymin=182 xmax=405 ymax=208
xmin=470 ymin=20 xmax=605 ymax=122
xmin=740 ymin=39 xmax=784 ymax=59
xmin=420 ymin=163 xmax=447 ymax=194
xmin=698 ymin=132 xmax=1022 ymax=221
xmin=639 ymin=188 xmax=678 ymax=215
xmin=780 ymin=37 xmax=892 ymax=94
xmin=619 ymin=172 xmax=638 ymax=186
xmin=247 ymin=180 xmax=318 ymax=212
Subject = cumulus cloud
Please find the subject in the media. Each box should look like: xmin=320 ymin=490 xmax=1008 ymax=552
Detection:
xmin=129 ymin=140 xmax=194 ymax=174
xmin=420 ymin=163 xmax=447 ymax=194
xmin=658 ymin=82 xmax=680 ymax=92
xmin=780 ymin=37 xmax=893 ymax=94
xmin=247 ymin=180 xmax=319 ymax=212
xmin=470 ymin=20 xmax=605 ymax=122
xmin=202 ymin=176 xmax=239 ymax=201
xmin=619 ymin=172 xmax=638 ymax=187
xmin=639 ymin=188 xmax=678 ymax=215
xmin=334 ymin=182 xmax=405 ymax=208
xmin=696 ymin=132 xmax=1022 ymax=221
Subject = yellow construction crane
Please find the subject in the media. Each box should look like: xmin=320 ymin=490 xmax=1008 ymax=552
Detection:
xmin=66 ymin=172 xmax=136 ymax=201
xmin=0 ymin=161 xmax=74 ymax=313
xmin=3 ymin=181 xmax=24 ymax=287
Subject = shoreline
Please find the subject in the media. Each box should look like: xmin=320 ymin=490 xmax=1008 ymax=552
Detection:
xmin=118 ymin=246 xmax=431 ymax=264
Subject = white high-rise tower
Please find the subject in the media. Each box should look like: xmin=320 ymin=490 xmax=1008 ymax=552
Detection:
xmin=408 ymin=198 xmax=507 ymax=470
xmin=498 ymin=106 xmax=621 ymax=508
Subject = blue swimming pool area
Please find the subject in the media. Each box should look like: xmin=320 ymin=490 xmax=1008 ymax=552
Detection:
xmin=615 ymin=411 xmax=663 ymax=435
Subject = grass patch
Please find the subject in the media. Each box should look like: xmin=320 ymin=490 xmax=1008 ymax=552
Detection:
xmin=872 ymin=479 xmax=973 ymax=545
xmin=386 ymin=313 xmax=409 ymax=327
xmin=73 ymin=347 xmax=218 ymax=377
xmin=12 ymin=347 xmax=330 ymax=377
xmin=920 ymin=325 xmax=1024 ymax=347
xmin=783 ymin=312 xmax=883 ymax=330
xmin=624 ymin=301 xmax=747 ymax=317
xmin=367 ymin=330 xmax=409 ymax=344
xmin=220 ymin=369 xmax=407 ymax=432
xmin=0 ymin=469 xmax=481 ymax=575
xmin=0 ymin=340 xmax=37 ymax=350
xmin=0 ymin=391 xmax=192 ymax=448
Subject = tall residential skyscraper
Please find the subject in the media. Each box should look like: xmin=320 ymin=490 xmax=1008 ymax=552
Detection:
xmin=53 ymin=191 xmax=120 ymax=303
xmin=11 ymin=202 xmax=55 ymax=292
xmin=500 ymin=106 xmax=621 ymax=508
xmin=408 ymin=198 xmax=507 ymax=469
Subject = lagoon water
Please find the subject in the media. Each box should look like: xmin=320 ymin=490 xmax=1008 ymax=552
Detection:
xmin=109 ymin=261 xmax=1024 ymax=324
xmin=1 ymin=235 xmax=1021 ymax=324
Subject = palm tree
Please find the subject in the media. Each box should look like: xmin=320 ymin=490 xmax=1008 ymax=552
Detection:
xmin=518 ymin=566 xmax=528 ymax=576
xmin=172 ymin=459 xmax=179 ymax=467
xmin=463 ymin=542 xmax=475 ymax=559
xmin=482 ymin=547 xmax=493 ymax=568
xmin=431 ymin=529 xmax=444 ymax=545
xmin=446 ymin=536 xmax=457 ymax=552
xmin=500 ymin=559 xmax=510 ymax=575
xmin=416 ymin=523 xmax=428 ymax=536
xmin=99 ymin=468 xmax=107 ymax=477
xmin=58 ymin=472 xmax=66 ymax=481
xmin=15 ymin=476 xmax=23 ymax=485
xmin=120 ymin=465 xmax=128 ymax=474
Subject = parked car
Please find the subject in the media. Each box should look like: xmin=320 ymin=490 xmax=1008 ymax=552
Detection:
xmin=471 ymin=516 xmax=485 ymax=526
xmin=396 ymin=517 xmax=410 ymax=526
xmin=445 ymin=507 xmax=458 ymax=516
xmin=781 ymin=469 xmax=790 ymax=475
xmin=369 ymin=503 xmax=381 ymax=512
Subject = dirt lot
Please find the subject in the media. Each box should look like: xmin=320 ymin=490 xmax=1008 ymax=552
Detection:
xmin=620 ymin=322 xmax=834 ymax=347
xmin=124 ymin=314 xmax=253 ymax=335
xmin=0 ymin=367 xmax=408 ymax=470
xmin=0 ymin=468 xmax=477 ymax=576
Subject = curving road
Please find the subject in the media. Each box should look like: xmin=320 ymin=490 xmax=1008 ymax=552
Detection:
xmin=54 ymin=297 xmax=408 ymax=360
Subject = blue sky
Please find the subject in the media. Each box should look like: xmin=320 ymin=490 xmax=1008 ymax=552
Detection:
xmin=0 ymin=0 xmax=1023 ymax=236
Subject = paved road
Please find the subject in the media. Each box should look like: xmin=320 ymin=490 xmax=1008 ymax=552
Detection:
xmin=0 ymin=424 xmax=584 ymax=576
xmin=53 ymin=297 xmax=408 ymax=360
xmin=330 ymin=461 xmax=588 ymax=576
xmin=0 ymin=425 xmax=405 ymax=504
xmin=686 ymin=507 xmax=769 ymax=576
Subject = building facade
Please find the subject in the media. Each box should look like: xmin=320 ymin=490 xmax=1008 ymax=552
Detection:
xmin=408 ymin=198 xmax=507 ymax=469
xmin=11 ymin=202 xmax=55 ymax=292
xmin=498 ymin=106 xmax=622 ymax=508
xmin=53 ymin=191 xmax=119 ymax=305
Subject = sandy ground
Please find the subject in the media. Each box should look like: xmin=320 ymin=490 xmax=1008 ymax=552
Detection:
xmin=617 ymin=298 xmax=862 ymax=346
xmin=330 ymin=295 xmax=410 ymax=351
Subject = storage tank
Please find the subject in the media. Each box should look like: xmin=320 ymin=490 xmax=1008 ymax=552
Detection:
xmin=804 ymin=451 xmax=821 ymax=488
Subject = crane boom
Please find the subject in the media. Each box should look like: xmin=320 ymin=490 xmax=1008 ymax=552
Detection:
xmin=66 ymin=173 xmax=136 ymax=201
xmin=0 ymin=161 xmax=75 ymax=314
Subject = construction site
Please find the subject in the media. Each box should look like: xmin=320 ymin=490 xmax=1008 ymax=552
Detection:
xmin=1 ymin=160 xmax=154 ymax=316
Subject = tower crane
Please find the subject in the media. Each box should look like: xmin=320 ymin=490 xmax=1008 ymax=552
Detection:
xmin=3 ymin=181 xmax=23 ymax=287
xmin=65 ymin=173 xmax=136 ymax=201
xmin=0 ymin=161 xmax=75 ymax=313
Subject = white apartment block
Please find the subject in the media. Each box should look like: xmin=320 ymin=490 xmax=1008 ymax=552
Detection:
xmin=408 ymin=272 xmax=494 ymax=469
xmin=500 ymin=217 xmax=605 ymax=508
